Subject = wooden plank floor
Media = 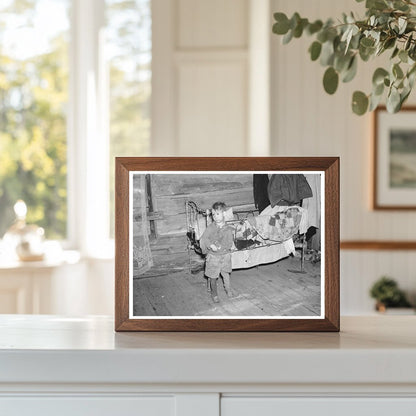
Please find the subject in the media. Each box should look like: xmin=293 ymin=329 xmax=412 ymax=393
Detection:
xmin=133 ymin=256 xmax=321 ymax=317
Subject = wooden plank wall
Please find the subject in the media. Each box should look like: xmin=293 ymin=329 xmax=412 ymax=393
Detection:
xmin=151 ymin=174 xmax=255 ymax=236
xmin=131 ymin=174 xmax=256 ymax=276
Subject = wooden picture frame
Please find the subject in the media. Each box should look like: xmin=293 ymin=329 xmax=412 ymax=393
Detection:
xmin=115 ymin=157 xmax=339 ymax=331
xmin=373 ymin=106 xmax=416 ymax=210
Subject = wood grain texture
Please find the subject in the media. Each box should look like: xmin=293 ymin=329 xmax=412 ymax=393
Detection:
xmin=341 ymin=241 xmax=416 ymax=250
xmin=115 ymin=157 xmax=340 ymax=332
xmin=115 ymin=159 xmax=130 ymax=330
xmin=325 ymin=157 xmax=340 ymax=331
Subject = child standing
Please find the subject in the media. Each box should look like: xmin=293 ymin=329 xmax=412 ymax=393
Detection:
xmin=200 ymin=202 xmax=234 ymax=303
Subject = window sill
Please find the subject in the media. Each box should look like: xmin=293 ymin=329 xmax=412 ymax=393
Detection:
xmin=0 ymin=249 xmax=81 ymax=271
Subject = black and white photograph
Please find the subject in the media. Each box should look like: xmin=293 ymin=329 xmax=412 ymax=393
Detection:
xmin=130 ymin=172 xmax=324 ymax=318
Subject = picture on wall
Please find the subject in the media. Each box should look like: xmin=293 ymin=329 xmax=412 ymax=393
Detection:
xmin=390 ymin=130 xmax=416 ymax=189
xmin=115 ymin=157 xmax=339 ymax=332
xmin=374 ymin=107 xmax=416 ymax=209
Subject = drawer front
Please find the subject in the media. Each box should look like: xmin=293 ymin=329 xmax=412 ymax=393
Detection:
xmin=222 ymin=397 xmax=416 ymax=416
xmin=0 ymin=396 xmax=175 ymax=416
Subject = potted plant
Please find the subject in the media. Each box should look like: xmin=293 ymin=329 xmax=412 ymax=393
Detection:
xmin=369 ymin=276 xmax=413 ymax=312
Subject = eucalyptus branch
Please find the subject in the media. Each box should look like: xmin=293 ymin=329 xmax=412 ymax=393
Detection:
xmin=272 ymin=0 xmax=416 ymax=115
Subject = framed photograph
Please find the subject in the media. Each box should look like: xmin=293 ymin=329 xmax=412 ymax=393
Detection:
xmin=115 ymin=157 xmax=339 ymax=331
xmin=374 ymin=106 xmax=416 ymax=210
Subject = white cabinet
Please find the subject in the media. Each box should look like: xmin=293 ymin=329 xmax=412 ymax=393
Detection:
xmin=222 ymin=398 xmax=416 ymax=416
xmin=1 ymin=396 xmax=175 ymax=416
xmin=0 ymin=255 xmax=114 ymax=315
xmin=0 ymin=267 xmax=55 ymax=314
xmin=0 ymin=316 xmax=416 ymax=415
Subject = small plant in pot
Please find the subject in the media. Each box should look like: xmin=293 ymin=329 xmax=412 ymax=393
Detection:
xmin=369 ymin=276 xmax=412 ymax=312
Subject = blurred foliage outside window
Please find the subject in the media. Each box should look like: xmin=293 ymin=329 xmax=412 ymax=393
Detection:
xmin=0 ymin=0 xmax=70 ymax=239
xmin=0 ymin=0 xmax=151 ymax=241
xmin=107 ymin=0 xmax=151 ymax=237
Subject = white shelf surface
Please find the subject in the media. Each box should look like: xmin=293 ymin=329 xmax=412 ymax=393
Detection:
xmin=0 ymin=315 xmax=415 ymax=387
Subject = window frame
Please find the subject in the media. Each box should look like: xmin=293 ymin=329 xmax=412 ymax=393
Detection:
xmin=67 ymin=0 xmax=112 ymax=257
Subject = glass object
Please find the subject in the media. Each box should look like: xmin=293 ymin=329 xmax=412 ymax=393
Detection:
xmin=0 ymin=0 xmax=70 ymax=239
xmin=3 ymin=200 xmax=45 ymax=261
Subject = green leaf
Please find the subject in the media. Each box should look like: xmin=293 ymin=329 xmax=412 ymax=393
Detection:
xmin=320 ymin=40 xmax=335 ymax=66
xmin=333 ymin=35 xmax=341 ymax=51
xmin=293 ymin=22 xmax=303 ymax=38
xmin=273 ymin=13 xmax=290 ymax=35
xmin=399 ymin=49 xmax=408 ymax=63
xmin=405 ymin=34 xmax=413 ymax=51
xmin=307 ymin=20 xmax=323 ymax=35
xmin=290 ymin=12 xmax=301 ymax=30
xmin=366 ymin=0 xmax=388 ymax=10
xmin=317 ymin=29 xmax=329 ymax=43
xmin=334 ymin=52 xmax=352 ymax=73
xmin=398 ymin=17 xmax=407 ymax=34
xmin=408 ymin=67 xmax=416 ymax=88
xmin=360 ymin=37 xmax=375 ymax=48
xmin=309 ymin=41 xmax=322 ymax=61
xmin=350 ymin=33 xmax=361 ymax=49
xmin=393 ymin=63 xmax=404 ymax=79
xmin=386 ymin=87 xmax=401 ymax=112
xmin=359 ymin=44 xmax=375 ymax=61
xmin=342 ymin=56 xmax=358 ymax=83
xmin=374 ymin=82 xmax=385 ymax=96
xmin=408 ymin=63 xmax=416 ymax=78
xmin=342 ymin=25 xmax=359 ymax=53
xmin=352 ymin=91 xmax=369 ymax=115
xmin=282 ymin=29 xmax=293 ymax=44
xmin=391 ymin=47 xmax=399 ymax=59
xmin=323 ymin=67 xmax=339 ymax=94
xmin=383 ymin=37 xmax=396 ymax=50
xmin=400 ymin=87 xmax=411 ymax=106
xmin=393 ymin=0 xmax=410 ymax=11
xmin=372 ymin=68 xmax=389 ymax=86
xmin=325 ymin=27 xmax=338 ymax=42
xmin=409 ymin=45 xmax=416 ymax=61
xmin=369 ymin=92 xmax=383 ymax=111
xmin=293 ymin=18 xmax=308 ymax=38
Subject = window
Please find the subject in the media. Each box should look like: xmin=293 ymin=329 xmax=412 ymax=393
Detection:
xmin=0 ymin=0 xmax=70 ymax=239
xmin=106 ymin=0 xmax=151 ymax=237
xmin=0 ymin=0 xmax=151 ymax=253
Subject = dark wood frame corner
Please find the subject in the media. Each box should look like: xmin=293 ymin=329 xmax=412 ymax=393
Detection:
xmin=115 ymin=157 xmax=340 ymax=332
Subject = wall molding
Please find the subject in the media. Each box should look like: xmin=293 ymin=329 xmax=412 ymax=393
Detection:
xmin=340 ymin=241 xmax=416 ymax=250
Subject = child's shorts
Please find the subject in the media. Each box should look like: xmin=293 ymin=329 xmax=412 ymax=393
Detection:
xmin=205 ymin=253 xmax=232 ymax=278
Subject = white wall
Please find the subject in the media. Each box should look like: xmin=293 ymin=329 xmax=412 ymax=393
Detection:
xmin=152 ymin=0 xmax=270 ymax=157
xmin=271 ymin=0 xmax=416 ymax=313
xmin=37 ymin=0 xmax=416 ymax=317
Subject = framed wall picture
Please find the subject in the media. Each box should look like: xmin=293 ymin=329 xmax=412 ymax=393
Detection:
xmin=115 ymin=157 xmax=339 ymax=331
xmin=374 ymin=106 xmax=416 ymax=210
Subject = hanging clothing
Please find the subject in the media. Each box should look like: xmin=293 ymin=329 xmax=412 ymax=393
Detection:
xmin=303 ymin=174 xmax=321 ymax=229
xmin=253 ymin=174 xmax=270 ymax=212
xmin=303 ymin=173 xmax=321 ymax=251
xmin=267 ymin=174 xmax=312 ymax=207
